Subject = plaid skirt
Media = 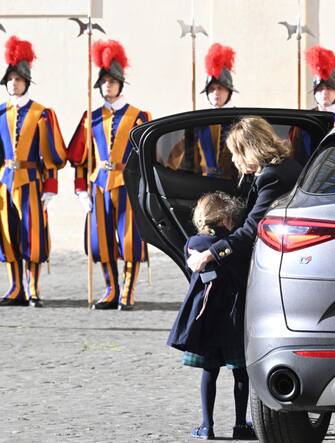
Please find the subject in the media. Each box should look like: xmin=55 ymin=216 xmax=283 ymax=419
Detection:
xmin=182 ymin=343 xmax=246 ymax=370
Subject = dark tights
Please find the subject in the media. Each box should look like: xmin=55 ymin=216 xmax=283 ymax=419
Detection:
xmin=200 ymin=366 xmax=249 ymax=429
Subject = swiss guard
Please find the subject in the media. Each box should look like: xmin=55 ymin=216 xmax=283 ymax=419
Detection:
xmin=290 ymin=45 xmax=335 ymax=165
xmin=306 ymin=45 xmax=335 ymax=114
xmin=201 ymin=42 xmax=238 ymax=108
xmin=67 ymin=39 xmax=151 ymax=311
xmin=168 ymin=43 xmax=238 ymax=183
xmin=0 ymin=36 xmax=67 ymax=307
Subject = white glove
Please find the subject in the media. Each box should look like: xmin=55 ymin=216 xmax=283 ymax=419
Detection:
xmin=78 ymin=191 xmax=93 ymax=213
xmin=41 ymin=192 xmax=56 ymax=211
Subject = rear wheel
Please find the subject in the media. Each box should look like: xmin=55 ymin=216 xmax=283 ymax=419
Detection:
xmin=250 ymin=386 xmax=332 ymax=443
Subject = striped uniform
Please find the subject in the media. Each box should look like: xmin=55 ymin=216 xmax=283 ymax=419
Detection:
xmin=289 ymin=109 xmax=335 ymax=166
xmin=167 ymin=124 xmax=235 ymax=180
xmin=67 ymin=102 xmax=151 ymax=306
xmin=0 ymin=100 xmax=67 ymax=301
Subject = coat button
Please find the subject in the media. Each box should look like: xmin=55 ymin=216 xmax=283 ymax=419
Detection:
xmin=219 ymin=248 xmax=231 ymax=257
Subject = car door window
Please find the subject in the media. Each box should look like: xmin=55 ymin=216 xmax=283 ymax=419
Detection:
xmin=159 ymin=124 xmax=236 ymax=180
xmin=156 ymin=123 xmax=318 ymax=175
xmin=300 ymin=146 xmax=335 ymax=194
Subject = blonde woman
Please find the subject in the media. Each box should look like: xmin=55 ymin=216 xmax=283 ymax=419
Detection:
xmin=184 ymin=117 xmax=302 ymax=440
xmin=187 ymin=116 xmax=302 ymax=273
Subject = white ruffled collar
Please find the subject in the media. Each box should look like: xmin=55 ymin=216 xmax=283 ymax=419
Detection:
xmin=9 ymin=92 xmax=30 ymax=108
xmin=104 ymin=96 xmax=126 ymax=112
xmin=324 ymin=103 xmax=335 ymax=113
xmin=210 ymin=100 xmax=235 ymax=109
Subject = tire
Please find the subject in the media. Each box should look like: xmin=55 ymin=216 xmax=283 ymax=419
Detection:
xmin=250 ymin=385 xmax=332 ymax=443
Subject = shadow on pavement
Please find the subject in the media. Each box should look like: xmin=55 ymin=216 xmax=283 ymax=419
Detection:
xmin=44 ymin=300 xmax=181 ymax=311
xmin=0 ymin=324 xmax=171 ymax=332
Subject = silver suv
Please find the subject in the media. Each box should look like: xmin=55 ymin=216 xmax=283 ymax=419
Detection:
xmin=246 ymin=131 xmax=335 ymax=442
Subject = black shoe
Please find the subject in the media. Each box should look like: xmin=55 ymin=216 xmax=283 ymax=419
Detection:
xmin=117 ymin=304 xmax=134 ymax=311
xmin=29 ymin=298 xmax=43 ymax=308
xmin=0 ymin=296 xmax=29 ymax=307
xmin=93 ymin=299 xmax=118 ymax=310
xmin=232 ymin=422 xmax=257 ymax=440
xmin=191 ymin=426 xmax=214 ymax=440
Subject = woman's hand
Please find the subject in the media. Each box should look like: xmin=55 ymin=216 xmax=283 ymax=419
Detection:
xmin=187 ymin=249 xmax=214 ymax=272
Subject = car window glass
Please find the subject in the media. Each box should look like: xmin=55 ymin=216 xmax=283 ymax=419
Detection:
xmin=155 ymin=123 xmax=315 ymax=179
xmin=300 ymin=146 xmax=335 ymax=194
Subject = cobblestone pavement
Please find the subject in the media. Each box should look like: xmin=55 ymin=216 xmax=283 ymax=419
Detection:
xmin=0 ymin=250 xmax=334 ymax=443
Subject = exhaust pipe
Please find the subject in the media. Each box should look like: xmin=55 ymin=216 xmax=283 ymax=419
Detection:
xmin=268 ymin=367 xmax=300 ymax=402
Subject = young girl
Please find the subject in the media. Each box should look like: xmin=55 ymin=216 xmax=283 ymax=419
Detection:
xmin=167 ymin=191 xmax=256 ymax=440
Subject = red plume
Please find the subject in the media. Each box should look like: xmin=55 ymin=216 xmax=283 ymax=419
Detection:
xmin=306 ymin=46 xmax=335 ymax=80
xmin=205 ymin=43 xmax=235 ymax=79
xmin=92 ymin=39 xmax=129 ymax=71
xmin=4 ymin=35 xmax=36 ymax=66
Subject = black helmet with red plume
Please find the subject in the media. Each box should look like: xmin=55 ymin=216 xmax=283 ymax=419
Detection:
xmin=201 ymin=43 xmax=238 ymax=95
xmin=306 ymin=45 xmax=335 ymax=93
xmin=0 ymin=35 xmax=36 ymax=86
xmin=92 ymin=39 xmax=129 ymax=89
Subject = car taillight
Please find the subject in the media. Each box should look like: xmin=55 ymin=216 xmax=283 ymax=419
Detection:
xmin=258 ymin=216 xmax=335 ymax=252
xmin=294 ymin=350 xmax=335 ymax=358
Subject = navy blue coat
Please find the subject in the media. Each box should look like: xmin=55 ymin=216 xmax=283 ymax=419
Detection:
xmin=167 ymin=229 xmax=247 ymax=355
xmin=209 ymin=158 xmax=303 ymax=263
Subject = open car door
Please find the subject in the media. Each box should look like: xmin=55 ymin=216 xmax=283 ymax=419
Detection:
xmin=124 ymin=108 xmax=334 ymax=278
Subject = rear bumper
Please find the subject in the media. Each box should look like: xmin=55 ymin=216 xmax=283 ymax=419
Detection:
xmin=247 ymin=346 xmax=335 ymax=411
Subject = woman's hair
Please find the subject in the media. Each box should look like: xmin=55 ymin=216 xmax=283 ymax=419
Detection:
xmin=226 ymin=116 xmax=291 ymax=173
xmin=193 ymin=191 xmax=245 ymax=235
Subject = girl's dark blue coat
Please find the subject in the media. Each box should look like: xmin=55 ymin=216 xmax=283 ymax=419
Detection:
xmin=167 ymin=229 xmax=247 ymax=356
